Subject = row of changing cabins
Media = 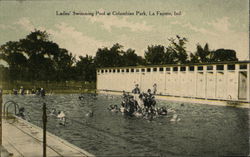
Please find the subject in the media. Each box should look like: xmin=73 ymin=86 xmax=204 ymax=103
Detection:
xmin=97 ymin=61 xmax=250 ymax=102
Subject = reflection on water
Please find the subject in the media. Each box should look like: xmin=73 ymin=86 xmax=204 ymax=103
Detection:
xmin=3 ymin=94 xmax=249 ymax=156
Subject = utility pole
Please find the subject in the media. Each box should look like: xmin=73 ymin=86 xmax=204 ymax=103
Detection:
xmin=42 ymin=103 xmax=47 ymax=157
xmin=0 ymin=88 xmax=2 ymax=146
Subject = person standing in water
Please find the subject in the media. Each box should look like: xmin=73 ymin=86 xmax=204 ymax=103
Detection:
xmin=132 ymin=84 xmax=140 ymax=94
xmin=20 ymin=86 xmax=25 ymax=95
xmin=137 ymin=94 xmax=145 ymax=109
xmin=153 ymin=83 xmax=157 ymax=95
xmin=132 ymin=84 xmax=140 ymax=104
xmin=40 ymin=88 xmax=46 ymax=97
xmin=13 ymin=89 xmax=18 ymax=95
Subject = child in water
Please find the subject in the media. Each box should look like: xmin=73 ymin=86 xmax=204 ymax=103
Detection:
xmin=57 ymin=111 xmax=66 ymax=125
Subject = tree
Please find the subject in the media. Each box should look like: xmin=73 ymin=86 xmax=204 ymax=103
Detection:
xmin=190 ymin=43 xmax=211 ymax=63
xmin=0 ymin=41 xmax=28 ymax=80
xmin=4 ymin=52 xmax=27 ymax=81
xmin=144 ymin=45 xmax=165 ymax=65
xmin=196 ymin=43 xmax=211 ymax=62
xmin=76 ymin=55 xmax=96 ymax=81
xmin=54 ymin=48 xmax=75 ymax=81
xmin=0 ymin=30 xmax=76 ymax=81
xmin=211 ymin=49 xmax=238 ymax=62
xmin=164 ymin=48 xmax=178 ymax=64
xmin=189 ymin=44 xmax=238 ymax=63
xmin=168 ymin=35 xmax=188 ymax=64
xmin=122 ymin=48 xmax=144 ymax=66
xmin=94 ymin=43 xmax=124 ymax=67
xmin=0 ymin=30 xmax=240 ymax=84
xmin=189 ymin=53 xmax=199 ymax=63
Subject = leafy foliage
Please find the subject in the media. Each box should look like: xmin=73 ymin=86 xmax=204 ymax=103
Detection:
xmin=145 ymin=45 xmax=165 ymax=65
xmin=190 ymin=43 xmax=238 ymax=63
xmin=168 ymin=36 xmax=188 ymax=64
xmin=0 ymin=31 xmax=239 ymax=83
xmin=0 ymin=30 xmax=75 ymax=81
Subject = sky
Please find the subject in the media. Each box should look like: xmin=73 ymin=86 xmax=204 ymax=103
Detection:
xmin=0 ymin=0 xmax=249 ymax=62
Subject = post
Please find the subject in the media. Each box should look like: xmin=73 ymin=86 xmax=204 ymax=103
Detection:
xmin=42 ymin=103 xmax=47 ymax=157
xmin=247 ymin=63 xmax=250 ymax=102
xmin=0 ymin=88 xmax=2 ymax=146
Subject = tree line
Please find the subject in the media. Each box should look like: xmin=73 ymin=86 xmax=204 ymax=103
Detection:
xmin=0 ymin=30 xmax=238 ymax=82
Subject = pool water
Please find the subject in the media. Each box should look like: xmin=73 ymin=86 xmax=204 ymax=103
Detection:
xmin=3 ymin=94 xmax=249 ymax=156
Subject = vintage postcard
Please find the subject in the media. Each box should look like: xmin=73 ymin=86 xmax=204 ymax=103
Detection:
xmin=0 ymin=0 xmax=249 ymax=156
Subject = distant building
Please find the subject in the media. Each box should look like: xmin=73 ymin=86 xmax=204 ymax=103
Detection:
xmin=97 ymin=61 xmax=250 ymax=102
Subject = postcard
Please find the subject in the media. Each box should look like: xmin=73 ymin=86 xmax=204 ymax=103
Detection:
xmin=0 ymin=0 xmax=249 ymax=156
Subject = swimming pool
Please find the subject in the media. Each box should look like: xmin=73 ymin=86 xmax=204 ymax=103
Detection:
xmin=3 ymin=94 xmax=249 ymax=156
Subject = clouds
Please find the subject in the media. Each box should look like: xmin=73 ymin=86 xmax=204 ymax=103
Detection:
xmin=171 ymin=17 xmax=239 ymax=37
xmin=207 ymin=17 xmax=230 ymax=33
xmin=171 ymin=21 xmax=218 ymax=36
xmin=47 ymin=23 xmax=109 ymax=56
xmin=206 ymin=17 xmax=248 ymax=59
xmin=13 ymin=16 xmax=154 ymax=57
xmin=0 ymin=24 xmax=15 ymax=30
xmin=170 ymin=17 xmax=249 ymax=60
xmin=85 ymin=15 xmax=153 ymax=32
xmin=15 ymin=17 xmax=46 ymax=32
xmin=1 ymin=2 xmax=248 ymax=61
xmin=16 ymin=17 xmax=35 ymax=31
xmin=13 ymin=17 xmax=110 ymax=56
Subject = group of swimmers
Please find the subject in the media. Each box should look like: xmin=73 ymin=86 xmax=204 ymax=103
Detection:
xmin=108 ymin=88 xmax=168 ymax=120
xmin=15 ymin=106 xmax=66 ymax=125
xmin=13 ymin=87 xmax=46 ymax=97
xmin=107 ymin=84 xmax=182 ymax=122
xmin=78 ymin=92 xmax=97 ymax=100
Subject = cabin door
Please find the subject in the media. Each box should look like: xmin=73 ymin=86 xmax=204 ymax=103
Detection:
xmin=196 ymin=72 xmax=205 ymax=98
xmin=206 ymin=72 xmax=215 ymax=99
xmin=140 ymin=72 xmax=146 ymax=92
xmin=238 ymin=71 xmax=247 ymax=100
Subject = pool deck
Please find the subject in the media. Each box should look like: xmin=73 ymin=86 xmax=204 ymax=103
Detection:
xmin=2 ymin=116 xmax=94 ymax=157
xmin=99 ymin=91 xmax=250 ymax=108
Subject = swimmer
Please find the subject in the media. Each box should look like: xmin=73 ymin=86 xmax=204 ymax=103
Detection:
xmin=170 ymin=114 xmax=181 ymax=122
xmin=49 ymin=109 xmax=57 ymax=116
xmin=79 ymin=95 xmax=84 ymax=100
xmin=85 ymin=111 xmax=94 ymax=117
xmin=120 ymin=106 xmax=126 ymax=113
xmin=137 ymin=94 xmax=145 ymax=109
xmin=47 ymin=90 xmax=53 ymax=96
xmin=133 ymin=111 xmax=143 ymax=117
xmin=40 ymin=88 xmax=45 ymax=97
xmin=57 ymin=111 xmax=66 ymax=125
xmin=57 ymin=111 xmax=65 ymax=119
xmin=167 ymin=108 xmax=176 ymax=113
xmin=158 ymin=107 xmax=168 ymax=116
xmin=111 ymin=105 xmax=119 ymax=112
xmin=143 ymin=112 xmax=154 ymax=121
xmin=13 ymin=89 xmax=18 ymax=95
xmin=108 ymin=105 xmax=114 ymax=110
xmin=17 ymin=107 xmax=26 ymax=119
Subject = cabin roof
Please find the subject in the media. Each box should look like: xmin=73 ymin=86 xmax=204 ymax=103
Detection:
xmin=96 ymin=60 xmax=250 ymax=70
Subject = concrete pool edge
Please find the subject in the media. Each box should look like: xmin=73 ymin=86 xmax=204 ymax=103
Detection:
xmin=3 ymin=116 xmax=95 ymax=157
xmin=98 ymin=90 xmax=250 ymax=109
